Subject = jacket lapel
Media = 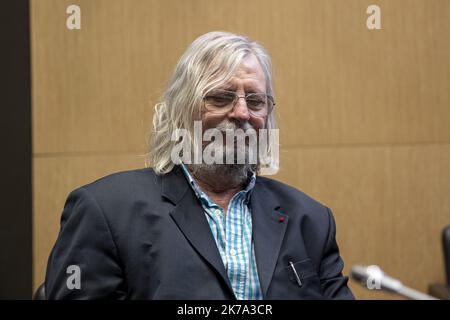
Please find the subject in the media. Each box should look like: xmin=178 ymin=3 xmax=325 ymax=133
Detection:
xmin=250 ymin=185 xmax=289 ymax=298
xmin=161 ymin=167 xmax=235 ymax=298
xmin=161 ymin=167 xmax=288 ymax=299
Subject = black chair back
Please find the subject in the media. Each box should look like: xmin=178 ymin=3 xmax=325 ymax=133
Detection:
xmin=33 ymin=283 xmax=46 ymax=300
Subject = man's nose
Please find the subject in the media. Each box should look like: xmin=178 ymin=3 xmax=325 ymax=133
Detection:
xmin=228 ymin=96 xmax=251 ymax=122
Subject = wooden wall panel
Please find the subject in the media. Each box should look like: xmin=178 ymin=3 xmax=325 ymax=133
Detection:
xmin=274 ymin=0 xmax=450 ymax=147
xmin=32 ymin=0 xmax=450 ymax=299
xmin=32 ymin=0 xmax=450 ymax=154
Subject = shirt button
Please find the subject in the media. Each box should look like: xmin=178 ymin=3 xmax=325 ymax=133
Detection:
xmin=230 ymin=249 xmax=237 ymax=256
xmin=214 ymin=209 xmax=221 ymax=216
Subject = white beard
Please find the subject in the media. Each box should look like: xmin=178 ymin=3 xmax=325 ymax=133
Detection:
xmin=189 ymin=119 xmax=257 ymax=187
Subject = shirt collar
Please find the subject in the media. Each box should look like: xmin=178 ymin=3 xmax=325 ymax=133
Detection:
xmin=180 ymin=164 xmax=256 ymax=205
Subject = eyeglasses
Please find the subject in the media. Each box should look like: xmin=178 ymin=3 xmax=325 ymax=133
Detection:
xmin=203 ymin=89 xmax=275 ymax=117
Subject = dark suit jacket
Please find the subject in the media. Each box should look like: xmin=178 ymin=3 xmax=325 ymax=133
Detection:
xmin=45 ymin=166 xmax=354 ymax=299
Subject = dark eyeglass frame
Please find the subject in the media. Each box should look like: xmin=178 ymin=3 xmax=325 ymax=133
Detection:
xmin=203 ymin=89 xmax=276 ymax=117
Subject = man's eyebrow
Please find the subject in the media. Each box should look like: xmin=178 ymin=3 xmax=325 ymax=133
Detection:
xmin=245 ymin=87 xmax=266 ymax=94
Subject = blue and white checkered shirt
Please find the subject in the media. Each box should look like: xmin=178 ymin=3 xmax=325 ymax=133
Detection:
xmin=180 ymin=165 xmax=263 ymax=300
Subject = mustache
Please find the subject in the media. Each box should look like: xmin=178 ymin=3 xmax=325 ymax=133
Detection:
xmin=214 ymin=120 xmax=254 ymax=132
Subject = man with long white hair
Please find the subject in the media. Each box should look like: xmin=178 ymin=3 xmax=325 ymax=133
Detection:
xmin=45 ymin=31 xmax=354 ymax=299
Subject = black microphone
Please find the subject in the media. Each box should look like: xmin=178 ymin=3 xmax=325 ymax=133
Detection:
xmin=350 ymin=264 xmax=438 ymax=300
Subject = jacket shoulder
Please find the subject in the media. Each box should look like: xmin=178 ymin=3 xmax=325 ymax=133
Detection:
xmin=82 ymin=168 xmax=159 ymax=193
xmin=68 ymin=168 xmax=162 ymax=218
xmin=256 ymin=176 xmax=328 ymax=210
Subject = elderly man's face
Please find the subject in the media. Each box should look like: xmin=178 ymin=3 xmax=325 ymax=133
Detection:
xmin=201 ymin=54 xmax=267 ymax=133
